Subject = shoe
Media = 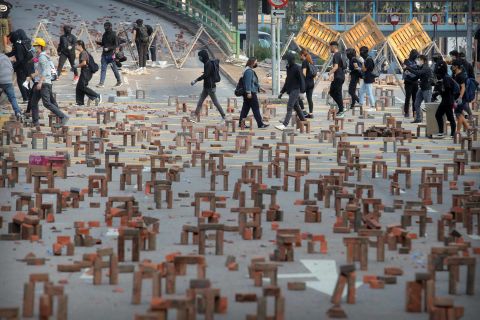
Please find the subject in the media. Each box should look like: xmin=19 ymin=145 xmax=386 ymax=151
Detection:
xmin=33 ymin=124 xmax=41 ymax=132
xmin=404 ymin=113 xmax=410 ymax=118
xmin=95 ymin=95 xmax=102 ymax=106
xmin=241 ymin=125 xmax=251 ymax=129
xmin=349 ymin=105 xmax=355 ymax=110
xmin=60 ymin=116 xmax=69 ymax=126
xmin=411 ymin=120 xmax=422 ymax=123
xmin=368 ymin=107 xmax=376 ymax=112
xmin=72 ymin=76 xmax=79 ymax=84
xmin=275 ymin=124 xmax=286 ymax=131
xmin=218 ymin=118 xmax=226 ymax=125
xmin=259 ymin=124 xmax=269 ymax=129
xmin=15 ymin=113 xmax=24 ymax=122
xmin=434 ymin=133 xmax=445 ymax=139
xmin=114 ymin=81 xmax=122 ymax=87
xmin=96 ymin=83 xmax=105 ymax=88
xmin=336 ymin=111 xmax=345 ymax=118
xmin=305 ymin=113 xmax=314 ymax=119
xmin=189 ymin=118 xmax=197 ymax=124
xmin=20 ymin=100 xmax=28 ymax=105
xmin=74 ymin=104 xmax=84 ymax=107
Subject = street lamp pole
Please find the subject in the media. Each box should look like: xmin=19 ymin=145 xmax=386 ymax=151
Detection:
xmin=453 ymin=15 xmax=458 ymax=51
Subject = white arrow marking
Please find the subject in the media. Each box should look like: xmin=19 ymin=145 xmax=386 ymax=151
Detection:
xmin=275 ymin=259 xmax=363 ymax=296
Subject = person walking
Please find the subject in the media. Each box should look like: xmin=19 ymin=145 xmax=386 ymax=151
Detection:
xmin=451 ymin=60 xmax=470 ymax=134
xmin=132 ymin=19 xmax=149 ymax=72
xmin=96 ymin=22 xmax=122 ymax=88
xmin=404 ymin=54 xmax=432 ymax=123
xmin=190 ymin=49 xmax=226 ymax=123
xmin=30 ymin=38 xmax=68 ymax=130
xmin=358 ymin=46 xmax=377 ymax=112
xmin=327 ymin=41 xmax=346 ymax=118
xmin=402 ymin=49 xmax=419 ymax=118
xmin=0 ymin=51 xmax=23 ymax=120
xmin=299 ymin=49 xmax=316 ymax=118
xmin=57 ymin=25 xmax=78 ymax=83
xmin=74 ymin=40 xmax=101 ymax=107
xmin=6 ymin=29 xmax=34 ymax=104
xmin=432 ymin=61 xmax=456 ymax=138
xmin=239 ymin=57 xmax=269 ymax=129
xmin=275 ymin=52 xmax=307 ymax=131
xmin=346 ymin=48 xmax=362 ymax=110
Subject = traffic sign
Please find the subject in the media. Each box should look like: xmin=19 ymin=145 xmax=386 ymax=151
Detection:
xmin=389 ymin=14 xmax=400 ymax=26
xmin=268 ymin=0 xmax=288 ymax=9
xmin=272 ymin=10 xmax=286 ymax=18
xmin=431 ymin=14 xmax=439 ymax=25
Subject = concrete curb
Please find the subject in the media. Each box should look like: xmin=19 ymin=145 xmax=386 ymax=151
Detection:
xmin=115 ymin=0 xmax=238 ymax=87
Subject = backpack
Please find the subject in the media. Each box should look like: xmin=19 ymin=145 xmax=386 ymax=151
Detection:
xmin=20 ymin=42 xmax=34 ymax=62
xmin=234 ymin=76 xmax=245 ymax=97
xmin=340 ymin=52 xmax=349 ymax=72
xmin=137 ymin=25 xmax=149 ymax=43
xmin=87 ymin=52 xmax=99 ymax=73
xmin=307 ymin=62 xmax=318 ymax=78
xmin=211 ymin=59 xmax=221 ymax=83
xmin=450 ymin=77 xmax=460 ymax=99
xmin=464 ymin=77 xmax=479 ymax=103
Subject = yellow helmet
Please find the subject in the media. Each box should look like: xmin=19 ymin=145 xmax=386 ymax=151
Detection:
xmin=32 ymin=38 xmax=46 ymax=47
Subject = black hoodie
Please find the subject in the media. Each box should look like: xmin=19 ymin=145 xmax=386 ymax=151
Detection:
xmin=281 ymin=53 xmax=305 ymax=94
xmin=6 ymin=29 xmax=34 ymax=74
xmin=58 ymin=26 xmax=76 ymax=56
xmin=97 ymin=24 xmax=118 ymax=57
xmin=196 ymin=49 xmax=215 ymax=89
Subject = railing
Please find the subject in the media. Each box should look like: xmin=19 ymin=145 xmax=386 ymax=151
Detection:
xmin=305 ymin=11 xmax=480 ymax=26
xmin=146 ymin=0 xmax=239 ymax=56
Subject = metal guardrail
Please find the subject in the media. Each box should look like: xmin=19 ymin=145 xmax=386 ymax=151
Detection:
xmin=305 ymin=11 xmax=480 ymax=26
xmin=147 ymin=0 xmax=239 ymax=56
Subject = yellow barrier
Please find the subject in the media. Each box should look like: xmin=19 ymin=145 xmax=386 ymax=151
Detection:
xmin=387 ymin=18 xmax=431 ymax=63
xmin=341 ymin=15 xmax=385 ymax=53
xmin=295 ymin=16 xmax=341 ymax=60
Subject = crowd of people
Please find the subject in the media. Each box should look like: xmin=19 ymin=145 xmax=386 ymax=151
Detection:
xmin=0 ymin=20 xmax=478 ymax=140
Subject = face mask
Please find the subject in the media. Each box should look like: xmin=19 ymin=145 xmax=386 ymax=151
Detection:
xmin=451 ymin=67 xmax=456 ymax=73
xmin=253 ymin=63 xmax=258 ymax=69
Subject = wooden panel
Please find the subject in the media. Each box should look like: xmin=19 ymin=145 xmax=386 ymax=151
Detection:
xmin=341 ymin=15 xmax=385 ymax=53
xmin=295 ymin=16 xmax=341 ymax=60
xmin=387 ymin=18 xmax=431 ymax=63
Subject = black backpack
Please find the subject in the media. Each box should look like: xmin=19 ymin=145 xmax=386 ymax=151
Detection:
xmin=87 ymin=52 xmax=99 ymax=73
xmin=137 ymin=25 xmax=149 ymax=43
xmin=234 ymin=76 xmax=245 ymax=97
xmin=307 ymin=62 xmax=318 ymax=78
xmin=211 ymin=59 xmax=221 ymax=83
xmin=20 ymin=41 xmax=34 ymax=62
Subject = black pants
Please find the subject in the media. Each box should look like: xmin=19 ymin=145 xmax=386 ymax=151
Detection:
xmin=329 ymin=78 xmax=344 ymax=112
xmin=240 ymin=93 xmax=264 ymax=127
xmin=137 ymin=42 xmax=148 ymax=67
xmin=435 ymin=101 xmax=456 ymax=136
xmin=348 ymin=75 xmax=360 ymax=107
xmin=149 ymin=44 xmax=157 ymax=62
xmin=26 ymin=81 xmax=40 ymax=114
xmin=31 ymin=83 xmax=66 ymax=125
xmin=15 ymin=67 xmax=29 ymax=101
xmin=57 ymin=52 xmax=78 ymax=77
xmin=404 ymin=81 xmax=418 ymax=115
xmin=76 ymin=68 xmax=98 ymax=105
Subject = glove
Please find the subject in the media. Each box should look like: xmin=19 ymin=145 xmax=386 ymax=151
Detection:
xmin=278 ymin=93 xmax=283 ymax=99
xmin=455 ymin=98 xmax=463 ymax=105
xmin=190 ymin=80 xmax=197 ymax=86
xmin=104 ymin=47 xmax=108 ymax=52
xmin=130 ymin=42 xmax=135 ymax=47
xmin=67 ymin=46 xmax=72 ymax=50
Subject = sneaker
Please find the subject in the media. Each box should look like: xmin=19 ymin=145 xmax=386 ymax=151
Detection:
xmin=72 ymin=76 xmax=79 ymax=84
xmin=15 ymin=113 xmax=24 ymax=122
xmin=305 ymin=113 xmax=314 ymax=119
xmin=96 ymin=83 xmax=105 ymax=88
xmin=114 ymin=81 xmax=122 ymax=87
xmin=368 ymin=107 xmax=376 ymax=112
xmin=259 ymin=124 xmax=270 ymax=129
xmin=95 ymin=95 xmax=102 ymax=106
xmin=275 ymin=124 xmax=286 ymax=131
xmin=60 ymin=116 xmax=69 ymax=126
xmin=218 ymin=118 xmax=226 ymax=125
xmin=33 ymin=124 xmax=41 ymax=132
xmin=336 ymin=111 xmax=345 ymax=118
xmin=434 ymin=133 xmax=445 ymax=139
xmin=74 ymin=104 xmax=85 ymax=107
xmin=404 ymin=113 xmax=410 ymax=118
xmin=20 ymin=100 xmax=28 ymax=105
xmin=411 ymin=119 xmax=422 ymax=124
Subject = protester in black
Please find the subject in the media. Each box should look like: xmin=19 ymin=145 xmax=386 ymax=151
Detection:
xmin=96 ymin=22 xmax=122 ymax=87
xmin=191 ymin=49 xmax=226 ymax=122
xmin=74 ymin=40 xmax=101 ymax=106
xmin=275 ymin=52 xmax=306 ymax=131
xmin=328 ymin=41 xmax=345 ymax=118
xmin=299 ymin=49 xmax=315 ymax=118
xmin=239 ymin=57 xmax=269 ymax=129
xmin=432 ymin=61 xmax=456 ymax=138
xmin=402 ymin=49 xmax=419 ymax=118
xmin=475 ymin=27 xmax=480 ymax=70
xmin=57 ymin=25 xmax=78 ymax=82
xmin=404 ymin=55 xmax=432 ymax=123
xmin=346 ymin=48 xmax=361 ymax=110
xmin=132 ymin=19 xmax=149 ymax=70
xmin=451 ymin=60 xmax=469 ymax=133
xmin=6 ymin=29 xmax=34 ymax=103
xmin=146 ymin=24 xmax=158 ymax=65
